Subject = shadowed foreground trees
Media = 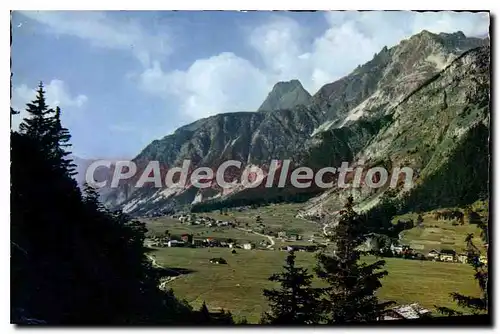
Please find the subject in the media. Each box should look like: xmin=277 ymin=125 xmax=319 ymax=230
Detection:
xmin=260 ymin=197 xmax=394 ymax=325
xmin=261 ymin=250 xmax=322 ymax=325
xmin=10 ymin=83 xmax=232 ymax=325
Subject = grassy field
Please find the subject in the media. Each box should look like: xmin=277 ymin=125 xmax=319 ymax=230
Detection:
xmin=393 ymin=203 xmax=487 ymax=253
xmin=143 ymin=201 xmax=487 ymax=322
xmin=150 ymin=247 xmax=481 ymax=323
xmin=203 ymin=203 xmax=322 ymax=235
xmin=142 ymin=202 xmax=325 ymax=247
xmin=202 ymin=203 xmax=326 ymax=247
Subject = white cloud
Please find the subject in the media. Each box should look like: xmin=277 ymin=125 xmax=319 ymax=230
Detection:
xmin=138 ymin=17 xmax=306 ymax=121
xmin=250 ymin=11 xmax=490 ymax=93
xmin=248 ymin=16 xmax=308 ymax=81
xmin=11 ymin=80 xmax=88 ymax=131
xmin=18 ymin=11 xmax=171 ymax=67
xmin=137 ymin=11 xmax=489 ymax=122
xmin=139 ymin=53 xmax=271 ymax=120
xmin=68 ymin=11 xmax=487 ymax=123
xmin=411 ymin=11 xmax=490 ymax=37
xmin=18 ymin=11 xmax=489 ymax=124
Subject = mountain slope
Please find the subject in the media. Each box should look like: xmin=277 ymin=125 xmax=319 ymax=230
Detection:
xmin=308 ymin=30 xmax=487 ymax=133
xmin=103 ymin=107 xmax=322 ymax=213
xmin=102 ymin=31 xmax=489 ymax=216
xmin=301 ymin=45 xmax=490 ymax=218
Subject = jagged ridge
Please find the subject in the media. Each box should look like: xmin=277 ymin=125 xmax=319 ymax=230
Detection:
xmin=102 ymin=31 xmax=489 ymax=216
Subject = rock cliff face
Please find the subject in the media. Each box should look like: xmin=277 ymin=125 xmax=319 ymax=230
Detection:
xmin=300 ymin=46 xmax=490 ymax=217
xmin=309 ymin=30 xmax=487 ymax=132
xmin=257 ymin=79 xmax=312 ymax=112
xmin=102 ymin=30 xmax=489 ymax=217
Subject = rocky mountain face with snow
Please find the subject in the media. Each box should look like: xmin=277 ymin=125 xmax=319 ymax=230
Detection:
xmin=102 ymin=30 xmax=490 ymax=217
xmin=301 ymin=45 xmax=490 ymax=217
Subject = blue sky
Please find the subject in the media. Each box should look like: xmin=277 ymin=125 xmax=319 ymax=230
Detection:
xmin=11 ymin=11 xmax=489 ymax=159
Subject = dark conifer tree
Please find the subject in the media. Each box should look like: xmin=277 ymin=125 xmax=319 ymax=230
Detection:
xmin=19 ymin=82 xmax=53 ymax=142
xmin=261 ymin=250 xmax=322 ymax=325
xmin=46 ymin=106 xmax=76 ymax=176
xmin=315 ymin=196 xmax=393 ymax=323
xmin=11 ymin=82 xmax=202 ymax=325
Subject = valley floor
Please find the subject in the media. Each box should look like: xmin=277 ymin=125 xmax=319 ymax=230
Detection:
xmin=149 ymin=247 xmax=481 ymax=323
xmin=142 ymin=202 xmax=486 ymax=323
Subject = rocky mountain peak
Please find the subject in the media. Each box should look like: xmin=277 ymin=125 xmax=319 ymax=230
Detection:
xmin=441 ymin=30 xmax=466 ymax=39
xmin=102 ymin=30 xmax=490 ymax=217
xmin=409 ymin=29 xmax=487 ymax=53
xmin=417 ymin=29 xmax=435 ymax=37
xmin=258 ymin=79 xmax=312 ymax=112
xmin=273 ymin=79 xmax=303 ymax=90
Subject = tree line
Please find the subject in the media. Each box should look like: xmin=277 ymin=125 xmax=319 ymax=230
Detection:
xmin=191 ymin=190 xmax=321 ymax=213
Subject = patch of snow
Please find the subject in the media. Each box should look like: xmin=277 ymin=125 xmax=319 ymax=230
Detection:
xmin=426 ymin=53 xmax=452 ymax=71
xmin=145 ymin=187 xmax=184 ymax=203
xmin=192 ymin=192 xmax=203 ymax=205
xmin=160 ymin=186 xmax=182 ymax=198
xmin=311 ymin=119 xmax=337 ymax=137
xmin=452 ymin=124 xmax=469 ymax=139
xmin=251 ymin=129 xmax=261 ymax=144
xmin=338 ymin=90 xmax=382 ymax=128
xmin=123 ymin=197 xmax=149 ymax=213
xmin=205 ymin=192 xmax=222 ymax=201
xmin=339 ymin=108 xmax=365 ymax=127
xmin=222 ymin=136 xmax=241 ymax=153
xmin=230 ymin=136 xmax=240 ymax=147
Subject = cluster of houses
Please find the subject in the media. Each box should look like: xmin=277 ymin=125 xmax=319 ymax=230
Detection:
xmin=276 ymin=231 xmax=303 ymax=242
xmin=426 ymin=249 xmax=467 ymax=263
xmin=380 ymin=303 xmax=431 ymax=321
xmin=172 ymin=214 xmax=234 ymax=228
xmin=389 ymin=244 xmax=487 ymax=264
xmin=355 ymin=234 xmax=487 ymax=264
xmin=147 ymin=233 xmax=263 ymax=251
xmin=427 ymin=249 xmax=488 ymax=264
